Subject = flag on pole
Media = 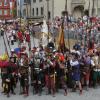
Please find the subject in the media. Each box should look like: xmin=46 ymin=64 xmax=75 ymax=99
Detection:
xmin=41 ymin=20 xmax=49 ymax=47
xmin=58 ymin=25 xmax=65 ymax=52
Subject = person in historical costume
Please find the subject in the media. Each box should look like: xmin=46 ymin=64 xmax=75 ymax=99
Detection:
xmin=18 ymin=53 xmax=29 ymax=95
xmin=29 ymin=50 xmax=38 ymax=95
xmin=24 ymin=73 xmax=29 ymax=96
xmin=12 ymin=29 xmax=17 ymax=42
xmin=81 ymin=55 xmax=91 ymax=90
xmin=18 ymin=72 xmax=25 ymax=95
xmin=92 ymin=53 xmax=100 ymax=87
xmin=10 ymin=32 xmax=14 ymax=45
xmin=10 ymin=49 xmax=18 ymax=64
xmin=33 ymin=58 xmax=43 ymax=96
xmin=5 ymin=73 xmax=11 ymax=97
xmin=54 ymin=59 xmax=60 ymax=92
xmin=70 ymin=55 xmax=82 ymax=95
xmin=44 ymin=55 xmax=56 ymax=97
xmin=29 ymin=50 xmax=44 ymax=96
xmin=65 ymin=54 xmax=74 ymax=88
xmin=1 ymin=68 xmax=8 ymax=94
xmin=32 ymin=69 xmax=38 ymax=94
xmin=24 ymin=30 xmax=30 ymax=43
xmin=58 ymin=61 xmax=67 ymax=96
xmin=17 ymin=30 xmax=23 ymax=43
xmin=5 ymin=71 xmax=16 ymax=97
xmin=43 ymin=58 xmax=50 ymax=94
xmin=0 ymin=28 xmax=4 ymax=36
xmin=37 ymin=68 xmax=44 ymax=96
xmin=10 ymin=72 xmax=16 ymax=95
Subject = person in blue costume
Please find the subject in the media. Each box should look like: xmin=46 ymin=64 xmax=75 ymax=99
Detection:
xmin=70 ymin=54 xmax=82 ymax=95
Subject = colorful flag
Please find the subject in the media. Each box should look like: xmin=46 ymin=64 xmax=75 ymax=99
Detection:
xmin=58 ymin=25 xmax=65 ymax=52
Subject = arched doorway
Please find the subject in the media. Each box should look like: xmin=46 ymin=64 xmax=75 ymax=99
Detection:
xmin=73 ymin=5 xmax=84 ymax=19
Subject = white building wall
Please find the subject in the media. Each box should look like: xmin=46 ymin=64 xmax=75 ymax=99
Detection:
xmin=53 ymin=0 xmax=65 ymax=18
xmin=17 ymin=0 xmax=100 ymax=20
xmin=31 ymin=0 xmax=44 ymax=17
xmin=67 ymin=0 xmax=72 ymax=15
xmin=84 ymin=0 xmax=100 ymax=16
xmin=17 ymin=0 xmax=25 ymax=17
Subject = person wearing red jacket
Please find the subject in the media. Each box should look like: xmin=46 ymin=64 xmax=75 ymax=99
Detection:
xmin=25 ymin=31 xmax=30 ymax=43
xmin=17 ymin=31 xmax=23 ymax=42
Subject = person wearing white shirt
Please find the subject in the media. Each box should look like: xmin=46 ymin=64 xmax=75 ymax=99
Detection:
xmin=70 ymin=57 xmax=82 ymax=95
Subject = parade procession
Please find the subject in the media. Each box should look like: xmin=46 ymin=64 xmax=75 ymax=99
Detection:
xmin=0 ymin=0 xmax=100 ymax=99
xmin=0 ymin=14 xmax=100 ymax=98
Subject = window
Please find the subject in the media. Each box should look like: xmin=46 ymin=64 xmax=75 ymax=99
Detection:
xmin=33 ymin=0 xmax=36 ymax=3
xmin=27 ymin=0 xmax=31 ymax=4
xmin=18 ymin=10 xmax=20 ymax=16
xmin=4 ymin=0 xmax=8 ymax=6
xmin=36 ymin=8 xmax=38 ymax=16
xmin=0 ymin=10 xmax=2 ymax=15
xmin=4 ymin=10 xmax=7 ymax=15
xmin=24 ymin=0 xmax=30 ymax=4
xmin=32 ymin=8 xmax=34 ymax=16
xmin=18 ymin=0 xmax=21 ymax=6
xmin=39 ymin=0 xmax=42 ymax=2
xmin=0 ymin=1 xmax=2 ymax=6
xmin=41 ymin=7 xmax=44 ymax=15
xmin=92 ymin=9 xmax=96 ymax=16
xmin=18 ymin=0 xmax=19 ymax=6
xmin=24 ymin=0 xmax=27 ymax=3
xmin=48 ymin=11 xmax=51 ymax=19
xmin=98 ymin=8 xmax=100 ymax=15
xmin=10 ymin=10 xmax=12 ymax=15
xmin=23 ymin=9 xmax=26 ymax=16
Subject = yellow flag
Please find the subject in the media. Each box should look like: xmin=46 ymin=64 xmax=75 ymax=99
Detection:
xmin=0 ymin=53 xmax=9 ymax=61
xmin=58 ymin=26 xmax=65 ymax=52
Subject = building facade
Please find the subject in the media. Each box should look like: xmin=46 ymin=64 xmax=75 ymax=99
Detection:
xmin=17 ymin=0 xmax=30 ymax=19
xmin=0 ymin=0 xmax=17 ymax=20
xmin=70 ymin=0 xmax=100 ymax=18
xmin=17 ymin=0 xmax=100 ymax=21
